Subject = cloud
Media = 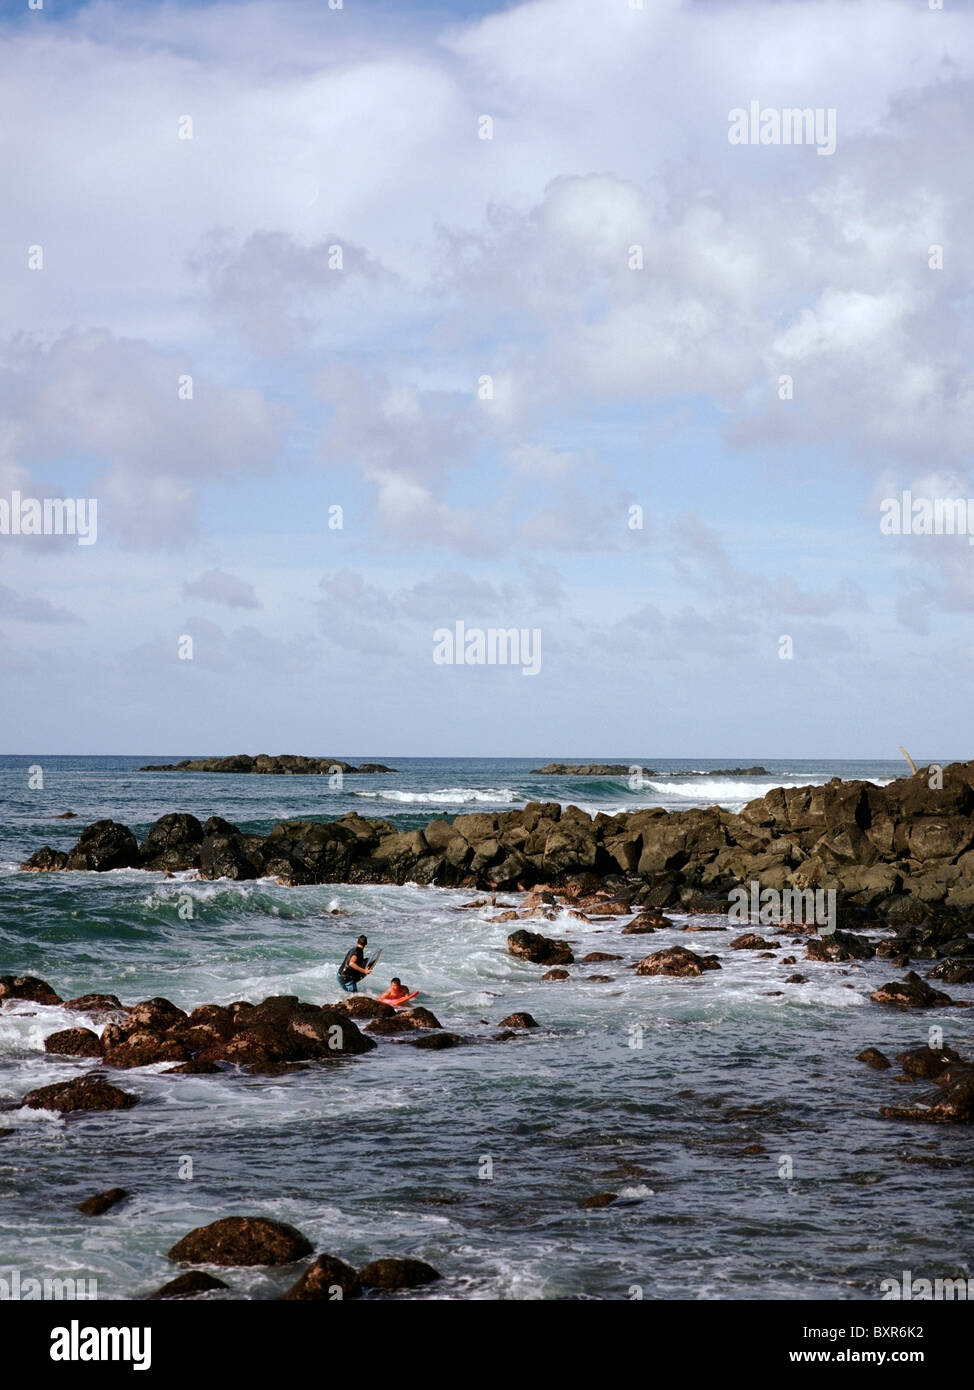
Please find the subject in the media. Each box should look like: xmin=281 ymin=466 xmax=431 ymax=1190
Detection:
xmin=183 ymin=568 xmax=261 ymax=608
xmin=0 ymin=582 xmax=78 ymax=624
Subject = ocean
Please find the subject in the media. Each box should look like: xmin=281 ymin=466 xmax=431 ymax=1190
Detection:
xmin=2 ymin=755 xmax=971 ymax=1301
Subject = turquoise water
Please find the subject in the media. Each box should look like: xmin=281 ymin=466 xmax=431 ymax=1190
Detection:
xmin=2 ymin=756 xmax=972 ymax=1301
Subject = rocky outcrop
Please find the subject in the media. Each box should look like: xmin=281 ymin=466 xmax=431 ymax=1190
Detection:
xmin=0 ymin=975 xmax=63 ymax=1006
xmin=17 ymin=762 xmax=974 ymax=938
xmin=856 ymin=1048 xmax=891 ymax=1070
xmin=168 ymin=1216 xmax=313 ymax=1266
xmin=870 ymin=972 xmax=953 ymax=1009
xmin=140 ymin=754 xmax=396 ymax=774
xmin=532 ymin=764 xmax=632 ymax=775
xmin=358 ymin=1257 xmax=441 ymax=1290
xmin=498 ymin=1012 xmax=539 ymax=1029
xmin=44 ymin=1027 xmax=104 ymax=1058
xmin=22 ymin=1075 xmax=139 ymax=1113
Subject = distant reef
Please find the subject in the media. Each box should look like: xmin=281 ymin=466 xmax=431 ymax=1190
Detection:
xmin=532 ymin=763 xmax=769 ymax=776
xmin=139 ymin=755 xmax=397 ymax=775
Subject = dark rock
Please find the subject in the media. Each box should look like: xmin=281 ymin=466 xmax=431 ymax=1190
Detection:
xmin=22 ymin=1075 xmax=138 ymax=1113
xmin=927 ymin=960 xmax=974 ymax=984
xmin=805 ymin=931 xmax=874 ymax=962
xmin=165 ymin=1059 xmax=222 ymax=1075
xmin=856 ymin=1048 xmax=892 ymax=1070
xmin=149 ymin=1270 xmax=230 ymax=1300
xmin=64 ymin=993 xmax=125 ymax=1015
xmin=498 ymin=1012 xmax=538 ymax=1029
xmin=280 ymin=1254 xmax=362 ymax=1300
xmin=635 ymin=946 xmax=721 ymax=977
xmin=168 ymin=1216 xmax=313 ymax=1266
xmin=78 ymin=1187 xmax=129 ymax=1216
xmin=199 ymin=834 xmax=259 ymax=882
xmin=19 ymin=847 xmax=68 ymax=871
xmin=730 ymin=934 xmax=780 ymax=950
xmin=622 ymin=913 xmax=668 ymax=934
xmin=881 ymin=1074 xmax=974 ymax=1124
xmin=358 ymin=1257 xmax=441 ymax=1290
xmin=331 ymin=996 xmax=395 ymax=1019
xmin=507 ymin=929 xmax=574 ymax=966
xmin=65 ymin=820 xmax=141 ymax=872
xmin=785 ymin=974 xmax=807 ymax=984
xmin=44 ymin=1028 xmax=104 ymax=1058
xmin=408 ymin=1032 xmax=465 ymax=1049
xmin=871 ymin=973 xmax=953 ymax=1009
xmin=104 ymin=1033 xmax=190 ymax=1069
xmin=0 ymin=975 xmax=62 ymax=1007
xmin=896 ymin=1045 xmax=962 ymax=1080
xmin=580 ymin=952 xmax=622 ymax=963
xmin=581 ymin=1193 xmax=619 ymax=1208
xmin=542 ymin=968 xmax=570 ymax=981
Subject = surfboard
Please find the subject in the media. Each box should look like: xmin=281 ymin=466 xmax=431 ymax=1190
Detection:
xmin=393 ymin=990 xmax=419 ymax=1007
xmin=366 ymin=948 xmax=382 ymax=969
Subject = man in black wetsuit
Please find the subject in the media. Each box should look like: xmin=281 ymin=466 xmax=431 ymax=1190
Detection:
xmin=337 ymin=935 xmax=372 ymax=993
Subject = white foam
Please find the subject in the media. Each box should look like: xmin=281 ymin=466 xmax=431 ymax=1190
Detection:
xmin=354 ymin=787 xmax=519 ymax=804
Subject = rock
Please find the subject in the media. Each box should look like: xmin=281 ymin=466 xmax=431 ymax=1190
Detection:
xmin=19 ymin=847 xmax=69 ymax=871
xmin=166 ymin=1059 xmax=222 ymax=1074
xmin=622 ymin=913 xmax=668 ymax=934
xmin=927 ymin=960 xmax=974 ymax=984
xmin=408 ymin=1032 xmax=465 ymax=1049
xmin=0 ymin=975 xmax=62 ymax=1007
xmin=104 ymin=1033 xmax=190 ymax=1069
xmin=805 ymin=931 xmax=874 ymax=962
xmin=280 ymin=1254 xmax=362 ymax=1300
xmin=542 ymin=968 xmax=570 ymax=981
xmin=580 ymin=952 xmax=622 ymax=963
xmin=358 ymin=1257 xmax=441 ymax=1290
xmin=126 ymin=998 xmax=188 ymax=1032
xmin=77 ymin=1187 xmax=129 ymax=1216
xmin=881 ymin=1075 xmax=974 ymax=1124
xmin=895 ymin=1045 xmax=962 ymax=1080
xmin=44 ymin=1027 xmax=104 ymax=1058
xmin=148 ymin=1271 xmax=229 ymax=1299
xmin=871 ymin=972 xmax=953 ymax=1009
xmin=498 ymin=1013 xmax=538 ymax=1029
xmin=507 ymin=929 xmax=574 ymax=966
xmin=366 ymin=1008 xmax=441 ymax=1036
xmin=331 ymin=996 xmax=395 ymax=1019
xmin=63 ymin=993 xmax=125 ymax=1015
xmin=65 ymin=820 xmax=141 ymax=872
xmin=22 ymin=1075 xmax=138 ymax=1113
xmin=199 ymin=834 xmax=259 ymax=881
xmin=581 ymin=1193 xmax=619 ymax=1208
xmin=856 ymin=1048 xmax=892 ymax=1070
xmin=141 ymin=754 xmax=395 ymax=775
xmin=168 ymin=1216 xmax=313 ymax=1266
xmin=785 ymin=974 xmax=807 ymax=984
xmin=57 ymin=811 xmax=78 ymax=818
xmin=635 ymin=946 xmax=721 ymax=977
xmin=730 ymin=934 xmax=780 ymax=950
xmin=532 ymin=764 xmax=631 ymax=775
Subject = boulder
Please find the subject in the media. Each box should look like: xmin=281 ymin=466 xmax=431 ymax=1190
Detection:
xmin=856 ymin=1048 xmax=892 ymax=1070
xmin=730 ymin=934 xmax=781 ymax=950
xmin=805 ymin=931 xmax=874 ymax=962
xmin=927 ymin=960 xmax=974 ymax=984
xmin=44 ymin=1028 xmax=104 ymax=1059
xmin=331 ymin=996 xmax=395 ymax=1020
xmin=880 ymin=1075 xmax=974 ymax=1124
xmin=895 ymin=1045 xmax=962 ymax=1080
xmin=581 ymin=1193 xmax=619 ymax=1208
xmin=22 ymin=1075 xmax=138 ymax=1113
xmin=507 ymin=929 xmax=574 ymax=966
xmin=542 ymin=968 xmax=570 ymax=981
xmin=64 ymin=993 xmax=125 ymax=1015
xmin=408 ymin=1032 xmax=465 ymax=1049
xmin=199 ymin=834 xmax=259 ymax=881
xmin=168 ymin=1216 xmax=313 ymax=1266
xmin=77 ymin=1187 xmax=129 ymax=1216
xmin=0 ymin=975 xmax=62 ymax=1007
xmin=104 ymin=1032 xmax=190 ymax=1069
xmin=358 ymin=1257 xmax=441 ymax=1290
xmin=498 ymin=1013 xmax=539 ymax=1029
xmin=148 ymin=1271 xmax=229 ymax=1300
xmin=280 ymin=1254 xmax=362 ymax=1300
xmin=871 ymin=973 xmax=953 ymax=1009
xmin=635 ymin=946 xmax=721 ymax=977
xmin=19 ymin=847 xmax=68 ymax=872
xmin=65 ymin=820 xmax=141 ymax=872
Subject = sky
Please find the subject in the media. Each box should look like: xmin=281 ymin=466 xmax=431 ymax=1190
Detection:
xmin=1 ymin=0 xmax=972 ymax=758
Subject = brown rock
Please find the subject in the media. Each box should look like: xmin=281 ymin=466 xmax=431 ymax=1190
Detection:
xmin=730 ymin=934 xmax=780 ymax=950
xmin=0 ymin=975 xmax=62 ymax=1007
xmin=22 ymin=1075 xmax=138 ymax=1113
xmin=635 ymin=946 xmax=721 ymax=977
xmin=871 ymin=973 xmax=953 ymax=1009
xmin=856 ymin=1048 xmax=891 ymax=1070
xmin=581 ymin=1193 xmax=619 ymax=1208
xmin=358 ymin=1257 xmax=441 ymax=1290
xmin=168 ymin=1216 xmax=313 ymax=1266
xmin=580 ymin=952 xmax=622 ymax=963
xmin=542 ymin=969 xmax=570 ymax=981
xmin=44 ymin=1028 xmax=104 ymax=1058
xmin=78 ymin=1187 xmax=129 ymax=1216
xmin=149 ymin=1271 xmax=229 ymax=1299
xmin=498 ymin=1013 xmax=538 ymax=1029
xmin=408 ymin=1032 xmax=465 ymax=1049
xmin=507 ymin=929 xmax=574 ymax=966
xmin=280 ymin=1254 xmax=362 ymax=1300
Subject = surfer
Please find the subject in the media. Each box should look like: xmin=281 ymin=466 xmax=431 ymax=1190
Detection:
xmin=337 ymin=935 xmax=373 ymax=993
xmin=378 ymin=978 xmax=418 ymax=1008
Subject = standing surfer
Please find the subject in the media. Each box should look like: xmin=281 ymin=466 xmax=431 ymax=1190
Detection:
xmin=337 ymin=935 xmax=373 ymax=993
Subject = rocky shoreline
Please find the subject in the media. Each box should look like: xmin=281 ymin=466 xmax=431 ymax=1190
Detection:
xmin=139 ymin=754 xmax=396 ymax=774
xmin=21 ymin=762 xmax=974 ymax=938
xmin=531 ymin=763 xmax=769 ymax=775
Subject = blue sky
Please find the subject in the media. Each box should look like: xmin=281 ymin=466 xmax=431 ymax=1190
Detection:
xmin=1 ymin=0 xmax=972 ymax=757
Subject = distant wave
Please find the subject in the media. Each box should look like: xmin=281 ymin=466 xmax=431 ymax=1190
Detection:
xmin=354 ymin=786 xmax=520 ymax=805
xmin=642 ymin=776 xmax=893 ymax=802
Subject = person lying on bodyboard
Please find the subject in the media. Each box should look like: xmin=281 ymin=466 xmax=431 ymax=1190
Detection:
xmin=378 ymin=977 xmax=420 ymax=1008
xmin=336 ymin=935 xmax=375 ymax=993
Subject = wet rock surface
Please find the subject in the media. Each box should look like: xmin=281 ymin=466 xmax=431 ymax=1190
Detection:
xmin=168 ymin=1216 xmax=313 ymax=1266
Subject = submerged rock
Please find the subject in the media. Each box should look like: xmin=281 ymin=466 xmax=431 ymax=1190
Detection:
xmin=871 ymin=972 xmax=953 ymax=1009
xmin=581 ymin=1193 xmax=619 ymax=1208
xmin=168 ymin=1216 xmax=313 ymax=1266
xmin=77 ymin=1187 xmax=129 ymax=1216
xmin=358 ymin=1257 xmax=441 ymax=1290
xmin=498 ymin=1013 xmax=539 ymax=1029
xmin=856 ymin=1048 xmax=892 ymax=1070
xmin=149 ymin=1271 xmax=229 ymax=1299
xmin=507 ymin=929 xmax=574 ymax=966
